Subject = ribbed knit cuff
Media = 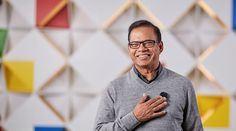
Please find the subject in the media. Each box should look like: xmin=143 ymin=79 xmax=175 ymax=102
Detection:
xmin=119 ymin=112 xmax=141 ymax=130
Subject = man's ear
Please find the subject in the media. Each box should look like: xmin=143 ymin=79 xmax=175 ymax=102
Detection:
xmin=159 ymin=41 xmax=163 ymax=52
xmin=127 ymin=46 xmax=131 ymax=52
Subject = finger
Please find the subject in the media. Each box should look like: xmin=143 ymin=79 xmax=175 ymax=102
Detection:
xmin=139 ymin=93 xmax=148 ymax=104
xmin=152 ymin=102 xmax=167 ymax=112
xmin=151 ymin=110 xmax=167 ymax=118
xmin=150 ymin=97 xmax=166 ymax=108
xmin=146 ymin=96 xmax=162 ymax=105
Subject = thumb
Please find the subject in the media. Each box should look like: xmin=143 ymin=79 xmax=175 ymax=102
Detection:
xmin=139 ymin=93 xmax=148 ymax=104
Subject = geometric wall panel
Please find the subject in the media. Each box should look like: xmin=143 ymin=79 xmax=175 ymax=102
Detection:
xmin=40 ymin=69 xmax=96 ymax=122
xmin=188 ymin=68 xmax=225 ymax=95
xmin=70 ymin=94 xmax=95 ymax=118
xmin=71 ymin=2 xmax=96 ymax=29
xmin=161 ymin=30 xmax=196 ymax=76
xmin=4 ymin=95 xmax=64 ymax=131
xmin=71 ymin=31 xmax=96 ymax=53
xmin=39 ymin=67 xmax=94 ymax=122
xmin=203 ymin=32 xmax=236 ymax=94
xmin=35 ymin=126 xmax=66 ymax=131
xmin=9 ymin=7 xmax=32 ymax=28
xmin=70 ymin=72 xmax=95 ymax=94
xmin=106 ymin=3 xmax=151 ymax=54
xmin=40 ymin=93 xmax=70 ymax=122
xmin=0 ymin=29 xmax=7 ymax=59
xmin=3 ymin=29 xmax=66 ymax=91
xmin=36 ymin=0 xmax=70 ymax=28
xmin=204 ymin=0 xmax=231 ymax=29
xmin=0 ymin=67 xmax=5 ymax=90
xmin=8 ymin=0 xmax=35 ymax=27
xmin=234 ymin=0 xmax=236 ymax=30
xmin=106 ymin=3 xmax=150 ymax=30
xmin=0 ymin=0 xmax=8 ymax=28
xmin=197 ymin=95 xmax=230 ymax=128
xmin=41 ymin=88 xmax=96 ymax=123
xmin=3 ymin=61 xmax=33 ymax=93
xmin=70 ymin=31 xmax=131 ymax=93
xmin=68 ymin=95 xmax=101 ymax=131
xmin=171 ymin=1 xmax=226 ymax=58
xmin=142 ymin=0 xmax=195 ymax=28
xmin=230 ymin=99 xmax=236 ymax=131
xmin=106 ymin=30 xmax=129 ymax=54
xmin=0 ymin=92 xmax=7 ymax=122
xmin=105 ymin=5 xmax=135 ymax=50
xmin=41 ymin=68 xmax=69 ymax=94
xmin=7 ymin=92 xmax=31 ymax=119
xmin=41 ymin=29 xmax=70 ymax=56
xmin=72 ymin=0 xmax=126 ymax=27
xmin=8 ymin=30 xmax=31 ymax=50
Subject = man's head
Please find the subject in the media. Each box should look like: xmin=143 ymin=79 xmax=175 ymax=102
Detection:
xmin=128 ymin=20 xmax=162 ymax=42
xmin=128 ymin=20 xmax=163 ymax=69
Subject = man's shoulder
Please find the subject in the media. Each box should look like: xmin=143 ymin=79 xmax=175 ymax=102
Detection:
xmin=162 ymin=67 xmax=194 ymax=94
xmin=109 ymin=71 xmax=130 ymax=86
xmin=106 ymin=73 xmax=129 ymax=93
xmin=163 ymin=67 xmax=191 ymax=84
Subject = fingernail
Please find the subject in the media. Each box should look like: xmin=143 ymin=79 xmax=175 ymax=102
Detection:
xmin=163 ymin=97 xmax=166 ymax=100
xmin=143 ymin=93 xmax=146 ymax=97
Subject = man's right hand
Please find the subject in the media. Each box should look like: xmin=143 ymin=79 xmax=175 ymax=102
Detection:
xmin=133 ymin=93 xmax=167 ymax=122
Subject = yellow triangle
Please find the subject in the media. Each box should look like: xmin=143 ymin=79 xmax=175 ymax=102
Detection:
xmin=3 ymin=61 xmax=34 ymax=93
xmin=197 ymin=95 xmax=230 ymax=128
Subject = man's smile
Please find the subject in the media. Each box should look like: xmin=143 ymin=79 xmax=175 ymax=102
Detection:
xmin=136 ymin=54 xmax=151 ymax=60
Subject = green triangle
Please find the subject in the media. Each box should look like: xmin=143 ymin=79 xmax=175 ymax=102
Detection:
xmin=0 ymin=29 xmax=7 ymax=58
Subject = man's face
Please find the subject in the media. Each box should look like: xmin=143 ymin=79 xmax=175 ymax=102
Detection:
xmin=128 ymin=26 xmax=163 ymax=69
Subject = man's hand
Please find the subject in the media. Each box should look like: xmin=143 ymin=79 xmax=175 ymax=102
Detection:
xmin=133 ymin=93 xmax=167 ymax=122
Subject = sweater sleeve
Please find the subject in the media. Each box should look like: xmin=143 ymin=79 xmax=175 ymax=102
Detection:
xmin=182 ymin=80 xmax=203 ymax=131
xmin=94 ymin=83 xmax=141 ymax=131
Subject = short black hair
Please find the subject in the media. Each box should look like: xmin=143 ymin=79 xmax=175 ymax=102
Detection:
xmin=128 ymin=20 xmax=162 ymax=42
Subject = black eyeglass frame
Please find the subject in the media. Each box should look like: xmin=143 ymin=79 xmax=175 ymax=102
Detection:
xmin=128 ymin=40 xmax=159 ymax=49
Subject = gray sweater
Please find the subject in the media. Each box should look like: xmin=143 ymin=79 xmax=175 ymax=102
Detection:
xmin=94 ymin=66 xmax=203 ymax=131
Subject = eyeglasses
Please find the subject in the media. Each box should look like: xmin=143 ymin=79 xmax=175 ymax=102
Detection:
xmin=128 ymin=40 xmax=158 ymax=49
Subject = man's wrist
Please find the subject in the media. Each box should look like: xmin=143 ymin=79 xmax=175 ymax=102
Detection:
xmin=119 ymin=112 xmax=141 ymax=130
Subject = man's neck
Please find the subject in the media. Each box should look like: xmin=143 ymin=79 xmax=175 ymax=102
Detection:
xmin=135 ymin=64 xmax=159 ymax=81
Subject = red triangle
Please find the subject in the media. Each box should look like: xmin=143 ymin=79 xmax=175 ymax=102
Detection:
xmin=36 ymin=0 xmax=69 ymax=28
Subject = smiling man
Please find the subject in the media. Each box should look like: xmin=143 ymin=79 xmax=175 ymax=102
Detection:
xmin=94 ymin=20 xmax=203 ymax=131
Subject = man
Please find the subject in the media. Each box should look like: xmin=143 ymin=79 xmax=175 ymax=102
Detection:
xmin=94 ymin=20 xmax=203 ymax=131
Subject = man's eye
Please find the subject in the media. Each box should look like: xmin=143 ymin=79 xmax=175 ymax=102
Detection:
xmin=145 ymin=41 xmax=154 ymax=44
xmin=131 ymin=42 xmax=140 ymax=45
xmin=131 ymin=44 xmax=139 ymax=47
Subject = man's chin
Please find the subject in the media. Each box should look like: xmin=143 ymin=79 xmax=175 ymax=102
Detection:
xmin=136 ymin=63 xmax=150 ymax=68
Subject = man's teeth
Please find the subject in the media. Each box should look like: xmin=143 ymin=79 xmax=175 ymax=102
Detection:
xmin=138 ymin=54 xmax=149 ymax=57
xmin=138 ymin=54 xmax=150 ymax=58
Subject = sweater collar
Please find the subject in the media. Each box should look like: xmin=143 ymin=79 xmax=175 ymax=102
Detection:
xmin=133 ymin=63 xmax=163 ymax=84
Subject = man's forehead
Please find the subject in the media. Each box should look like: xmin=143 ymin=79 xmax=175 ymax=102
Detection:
xmin=130 ymin=27 xmax=157 ymax=40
